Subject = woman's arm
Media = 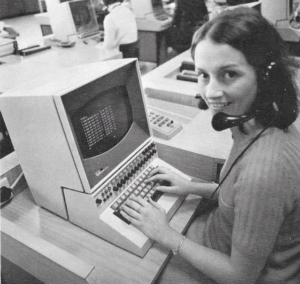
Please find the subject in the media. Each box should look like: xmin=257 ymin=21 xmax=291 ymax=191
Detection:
xmin=176 ymin=236 xmax=263 ymax=284
xmin=146 ymin=166 xmax=218 ymax=200
xmin=120 ymin=195 xmax=264 ymax=284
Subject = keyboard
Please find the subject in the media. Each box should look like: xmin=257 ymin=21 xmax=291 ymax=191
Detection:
xmin=95 ymin=141 xmax=189 ymax=256
xmin=78 ymin=29 xmax=101 ymax=39
xmin=111 ymin=164 xmax=164 ymax=224
xmin=64 ymin=141 xmax=189 ymax=257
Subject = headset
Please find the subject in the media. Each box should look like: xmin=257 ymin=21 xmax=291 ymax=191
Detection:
xmin=195 ymin=94 xmax=261 ymax=131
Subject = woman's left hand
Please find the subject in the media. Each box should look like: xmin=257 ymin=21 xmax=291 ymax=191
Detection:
xmin=120 ymin=195 xmax=170 ymax=243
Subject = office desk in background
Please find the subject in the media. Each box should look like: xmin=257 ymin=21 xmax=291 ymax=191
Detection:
xmin=34 ymin=12 xmax=170 ymax=66
xmin=142 ymin=50 xmax=199 ymax=108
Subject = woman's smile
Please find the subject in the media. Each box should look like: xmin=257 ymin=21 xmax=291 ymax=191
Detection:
xmin=209 ymin=102 xmax=232 ymax=110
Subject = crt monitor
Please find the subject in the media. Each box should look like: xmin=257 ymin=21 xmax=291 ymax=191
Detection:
xmin=0 ymin=59 xmax=150 ymax=219
xmin=46 ymin=0 xmax=99 ymax=41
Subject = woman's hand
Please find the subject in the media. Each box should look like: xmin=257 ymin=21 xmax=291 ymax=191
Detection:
xmin=145 ymin=166 xmax=191 ymax=195
xmin=120 ymin=195 xmax=172 ymax=243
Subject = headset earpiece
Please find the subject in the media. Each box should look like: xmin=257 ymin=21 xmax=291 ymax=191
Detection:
xmin=211 ymin=111 xmax=257 ymax=131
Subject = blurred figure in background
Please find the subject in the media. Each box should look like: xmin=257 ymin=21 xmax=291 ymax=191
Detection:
xmin=166 ymin=0 xmax=208 ymax=54
xmin=96 ymin=0 xmax=138 ymax=58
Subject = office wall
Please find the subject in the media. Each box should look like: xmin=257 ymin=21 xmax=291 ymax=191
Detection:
xmin=0 ymin=0 xmax=40 ymax=20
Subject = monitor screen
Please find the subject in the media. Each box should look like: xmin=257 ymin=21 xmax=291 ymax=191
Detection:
xmin=291 ymin=0 xmax=299 ymax=16
xmin=61 ymin=61 xmax=150 ymax=188
xmin=152 ymin=0 xmax=163 ymax=8
xmin=70 ymin=1 xmax=91 ymax=28
xmin=71 ymin=85 xmax=133 ymax=159
xmin=69 ymin=0 xmax=98 ymax=33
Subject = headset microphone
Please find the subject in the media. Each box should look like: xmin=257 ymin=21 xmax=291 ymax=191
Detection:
xmin=212 ymin=111 xmax=256 ymax=131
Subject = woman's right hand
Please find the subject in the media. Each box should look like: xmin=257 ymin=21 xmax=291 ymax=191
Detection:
xmin=145 ymin=166 xmax=191 ymax=195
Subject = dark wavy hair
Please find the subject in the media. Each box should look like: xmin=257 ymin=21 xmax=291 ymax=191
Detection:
xmin=191 ymin=7 xmax=299 ymax=129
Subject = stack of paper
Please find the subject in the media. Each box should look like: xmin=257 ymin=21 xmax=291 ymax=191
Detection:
xmin=0 ymin=38 xmax=16 ymax=57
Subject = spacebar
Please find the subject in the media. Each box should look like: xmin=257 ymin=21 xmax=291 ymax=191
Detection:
xmin=151 ymin=190 xmax=163 ymax=202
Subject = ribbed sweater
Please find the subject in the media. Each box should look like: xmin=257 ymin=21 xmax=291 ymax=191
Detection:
xmin=204 ymin=123 xmax=300 ymax=283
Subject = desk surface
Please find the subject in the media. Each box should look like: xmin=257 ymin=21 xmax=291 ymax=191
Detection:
xmin=0 ymin=38 xmax=121 ymax=94
xmin=142 ymin=50 xmax=199 ymax=108
xmin=1 ymin=188 xmax=201 ymax=284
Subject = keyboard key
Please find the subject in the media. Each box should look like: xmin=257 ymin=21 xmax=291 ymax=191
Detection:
xmin=111 ymin=165 xmax=163 ymax=224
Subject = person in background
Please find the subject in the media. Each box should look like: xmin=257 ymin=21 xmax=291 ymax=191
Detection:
xmin=166 ymin=0 xmax=208 ymax=54
xmin=96 ymin=0 xmax=138 ymax=58
xmin=121 ymin=7 xmax=300 ymax=284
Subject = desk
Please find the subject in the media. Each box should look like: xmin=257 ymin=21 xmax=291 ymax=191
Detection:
xmin=1 ymin=188 xmax=201 ymax=284
xmin=34 ymin=12 xmax=170 ymax=65
xmin=0 ymin=38 xmax=121 ymax=94
xmin=142 ymin=49 xmax=199 ymax=107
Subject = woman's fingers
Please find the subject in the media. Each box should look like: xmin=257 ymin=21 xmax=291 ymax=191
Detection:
xmin=145 ymin=173 xmax=168 ymax=183
xmin=149 ymin=166 xmax=169 ymax=176
xmin=120 ymin=208 xmax=141 ymax=226
xmin=149 ymin=198 xmax=165 ymax=212
xmin=128 ymin=194 xmax=148 ymax=207
xmin=155 ymin=185 xmax=175 ymax=193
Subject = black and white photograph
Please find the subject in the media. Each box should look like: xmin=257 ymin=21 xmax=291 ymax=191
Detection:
xmin=1 ymin=1 xmax=300 ymax=283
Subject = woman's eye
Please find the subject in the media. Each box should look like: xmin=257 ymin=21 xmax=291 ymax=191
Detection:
xmin=224 ymin=71 xmax=238 ymax=80
xmin=198 ymin=73 xmax=209 ymax=81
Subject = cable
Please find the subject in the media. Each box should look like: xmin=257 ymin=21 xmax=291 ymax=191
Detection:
xmin=210 ymin=113 xmax=279 ymax=200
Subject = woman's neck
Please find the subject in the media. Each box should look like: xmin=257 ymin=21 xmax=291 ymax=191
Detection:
xmin=230 ymin=118 xmax=264 ymax=140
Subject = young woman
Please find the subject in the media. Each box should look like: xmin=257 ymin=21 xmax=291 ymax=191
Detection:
xmin=120 ymin=7 xmax=300 ymax=284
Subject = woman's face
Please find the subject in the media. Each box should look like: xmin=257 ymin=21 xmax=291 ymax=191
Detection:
xmin=195 ymin=39 xmax=258 ymax=117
